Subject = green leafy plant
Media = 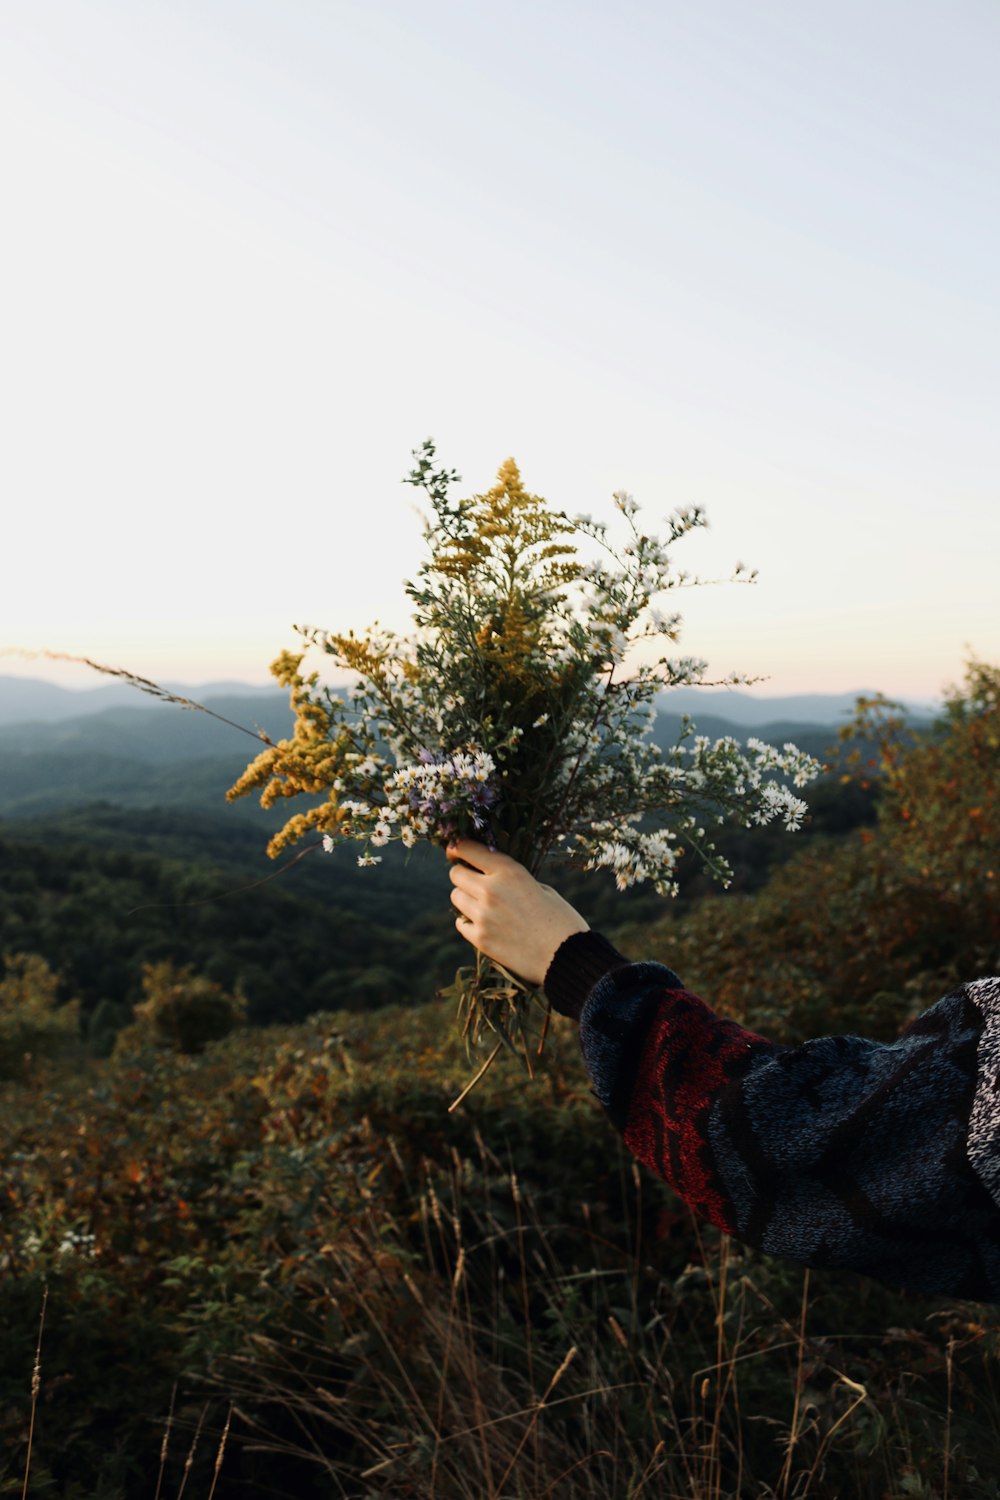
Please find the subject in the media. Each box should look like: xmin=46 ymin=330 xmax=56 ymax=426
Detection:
xmin=0 ymin=952 xmax=80 ymax=1082
xmin=119 ymin=960 xmax=246 ymax=1056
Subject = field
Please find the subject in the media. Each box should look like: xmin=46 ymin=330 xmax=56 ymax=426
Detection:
xmin=1 ymin=665 xmax=998 ymax=1498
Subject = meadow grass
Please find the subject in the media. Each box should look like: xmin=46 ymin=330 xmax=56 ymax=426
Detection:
xmin=5 ymin=1002 xmax=1000 ymax=1499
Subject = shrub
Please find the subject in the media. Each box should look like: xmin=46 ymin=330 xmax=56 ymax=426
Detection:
xmin=118 ymin=960 xmax=246 ymax=1056
xmin=0 ymin=952 xmax=80 ymax=1081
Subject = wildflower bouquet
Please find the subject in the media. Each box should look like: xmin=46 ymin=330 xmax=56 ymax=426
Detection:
xmin=227 ymin=441 xmax=819 ymax=1085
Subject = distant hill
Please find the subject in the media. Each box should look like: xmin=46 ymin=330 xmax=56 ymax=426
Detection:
xmin=0 ymin=695 xmax=296 ymax=764
xmin=0 ymin=675 xmax=938 ymax=730
xmin=0 ymin=698 xmax=837 ymax=824
xmin=654 ymin=686 xmax=938 ymax=726
xmin=0 ymin=680 xmax=894 ymax=1024
xmin=0 ymin=675 xmax=279 ymax=726
xmin=0 ymin=676 xmax=934 ymax=822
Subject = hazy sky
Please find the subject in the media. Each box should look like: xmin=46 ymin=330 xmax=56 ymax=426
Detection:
xmin=2 ymin=0 xmax=997 ymax=702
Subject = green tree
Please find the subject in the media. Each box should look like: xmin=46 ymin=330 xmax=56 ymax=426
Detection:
xmin=874 ymin=658 xmax=999 ymax=919
xmin=119 ymin=960 xmax=246 ymax=1056
xmin=0 ymin=952 xmax=80 ymax=1081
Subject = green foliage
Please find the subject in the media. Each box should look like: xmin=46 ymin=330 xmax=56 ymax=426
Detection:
xmin=0 ymin=820 xmax=455 ymax=1028
xmin=86 ymin=997 xmax=131 ymax=1059
xmin=872 ymin=658 xmax=1000 ymax=906
xmin=0 ymin=952 xmax=80 ymax=1081
xmin=0 ymin=762 xmax=877 ymax=1038
xmin=118 ymin=960 xmax=246 ymax=1055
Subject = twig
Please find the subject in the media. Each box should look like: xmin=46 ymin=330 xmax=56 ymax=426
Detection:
xmin=175 ymin=1404 xmax=206 ymax=1500
xmin=21 ymin=1286 xmax=47 ymax=1500
xmin=447 ymin=1042 xmax=503 ymax=1114
xmin=778 ymin=1268 xmax=811 ymax=1500
xmin=206 ymin=1403 xmax=233 ymax=1500
xmin=2 ymin=649 xmax=275 ymax=745
xmin=153 ymin=1383 xmax=177 ymax=1500
xmin=492 ymin=1346 xmax=578 ymax=1497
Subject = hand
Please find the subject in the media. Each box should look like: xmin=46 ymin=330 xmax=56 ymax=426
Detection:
xmin=446 ymin=838 xmax=589 ymax=987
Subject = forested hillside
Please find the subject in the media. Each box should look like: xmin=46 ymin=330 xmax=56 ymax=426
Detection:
xmin=1 ymin=667 xmax=996 ymax=1497
xmin=0 ymin=766 xmax=878 ymax=1044
xmin=0 ymin=682 xmax=852 ymax=820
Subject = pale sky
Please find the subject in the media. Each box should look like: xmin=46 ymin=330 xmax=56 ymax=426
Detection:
xmin=2 ymin=0 xmax=997 ymax=702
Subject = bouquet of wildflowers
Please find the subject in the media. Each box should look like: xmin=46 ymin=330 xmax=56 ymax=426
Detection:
xmin=227 ymin=441 xmax=820 ymax=1086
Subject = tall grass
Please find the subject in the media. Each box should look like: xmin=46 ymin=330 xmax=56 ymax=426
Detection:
xmin=209 ymin=1142 xmax=1000 ymax=1499
xmin=7 ymin=1003 xmax=1000 ymax=1497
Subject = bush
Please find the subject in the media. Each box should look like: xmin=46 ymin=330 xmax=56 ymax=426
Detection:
xmin=118 ymin=960 xmax=246 ymax=1056
xmin=0 ymin=952 xmax=80 ymax=1081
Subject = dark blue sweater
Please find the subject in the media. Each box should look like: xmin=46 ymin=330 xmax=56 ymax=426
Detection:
xmin=544 ymin=931 xmax=1000 ymax=1301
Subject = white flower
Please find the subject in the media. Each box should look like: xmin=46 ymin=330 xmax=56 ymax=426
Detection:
xmin=532 ymin=713 xmax=550 ymax=728
xmin=322 ymin=834 xmax=335 ymax=853
xmin=400 ymin=825 xmax=417 ymax=847
xmin=370 ymin=823 xmax=391 ymax=847
xmin=357 ymin=854 xmax=382 ymax=867
xmin=612 ymin=489 xmax=640 ymax=517
xmin=55 ymin=1230 xmax=96 ymax=1259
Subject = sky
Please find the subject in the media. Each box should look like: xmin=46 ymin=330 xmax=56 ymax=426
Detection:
xmin=1 ymin=0 xmax=997 ymax=704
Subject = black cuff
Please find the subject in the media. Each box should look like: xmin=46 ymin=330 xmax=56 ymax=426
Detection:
xmin=543 ymin=930 xmax=633 ymax=1021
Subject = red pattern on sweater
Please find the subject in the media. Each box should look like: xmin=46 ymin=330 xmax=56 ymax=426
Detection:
xmin=622 ymin=989 xmax=766 ymax=1234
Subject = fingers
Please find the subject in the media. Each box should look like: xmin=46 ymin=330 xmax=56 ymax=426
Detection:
xmin=446 ymin=837 xmax=508 ymax=873
xmin=449 ymin=884 xmax=479 ymax=917
xmin=450 ymin=885 xmax=479 ymax=939
xmin=447 ymin=842 xmax=488 ymax=947
xmin=448 ymin=861 xmax=482 ymax=896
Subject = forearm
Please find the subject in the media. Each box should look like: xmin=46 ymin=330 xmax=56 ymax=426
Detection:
xmin=544 ymin=931 xmax=770 ymax=1230
xmin=544 ymin=936 xmax=1000 ymax=1301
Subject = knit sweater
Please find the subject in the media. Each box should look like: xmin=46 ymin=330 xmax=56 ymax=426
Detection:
xmin=543 ymin=931 xmax=1000 ymax=1302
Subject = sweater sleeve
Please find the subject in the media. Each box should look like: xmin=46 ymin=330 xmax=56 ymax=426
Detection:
xmin=543 ymin=933 xmax=1000 ymax=1301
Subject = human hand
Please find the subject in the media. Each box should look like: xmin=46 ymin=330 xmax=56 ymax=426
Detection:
xmin=446 ymin=838 xmax=589 ymax=987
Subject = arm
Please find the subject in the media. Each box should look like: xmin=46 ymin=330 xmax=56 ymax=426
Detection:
xmin=447 ymin=839 xmax=1000 ymax=1301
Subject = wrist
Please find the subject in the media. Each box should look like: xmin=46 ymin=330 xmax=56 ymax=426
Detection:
xmin=543 ymin=931 xmax=633 ymax=1021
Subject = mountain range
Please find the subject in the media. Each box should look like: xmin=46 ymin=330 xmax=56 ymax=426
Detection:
xmin=0 ymin=675 xmax=935 ymax=823
xmin=0 ymin=675 xmax=938 ymax=731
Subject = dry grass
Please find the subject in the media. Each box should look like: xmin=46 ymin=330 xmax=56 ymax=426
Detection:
xmin=0 ymin=649 xmax=275 ymax=746
xmin=197 ymin=1151 xmax=984 ymax=1500
xmin=12 ymin=1108 xmax=997 ymax=1498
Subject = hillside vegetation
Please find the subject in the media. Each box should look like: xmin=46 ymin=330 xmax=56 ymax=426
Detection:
xmin=0 ymin=664 xmax=997 ymax=1498
xmin=0 ymin=770 xmax=876 ymax=1046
